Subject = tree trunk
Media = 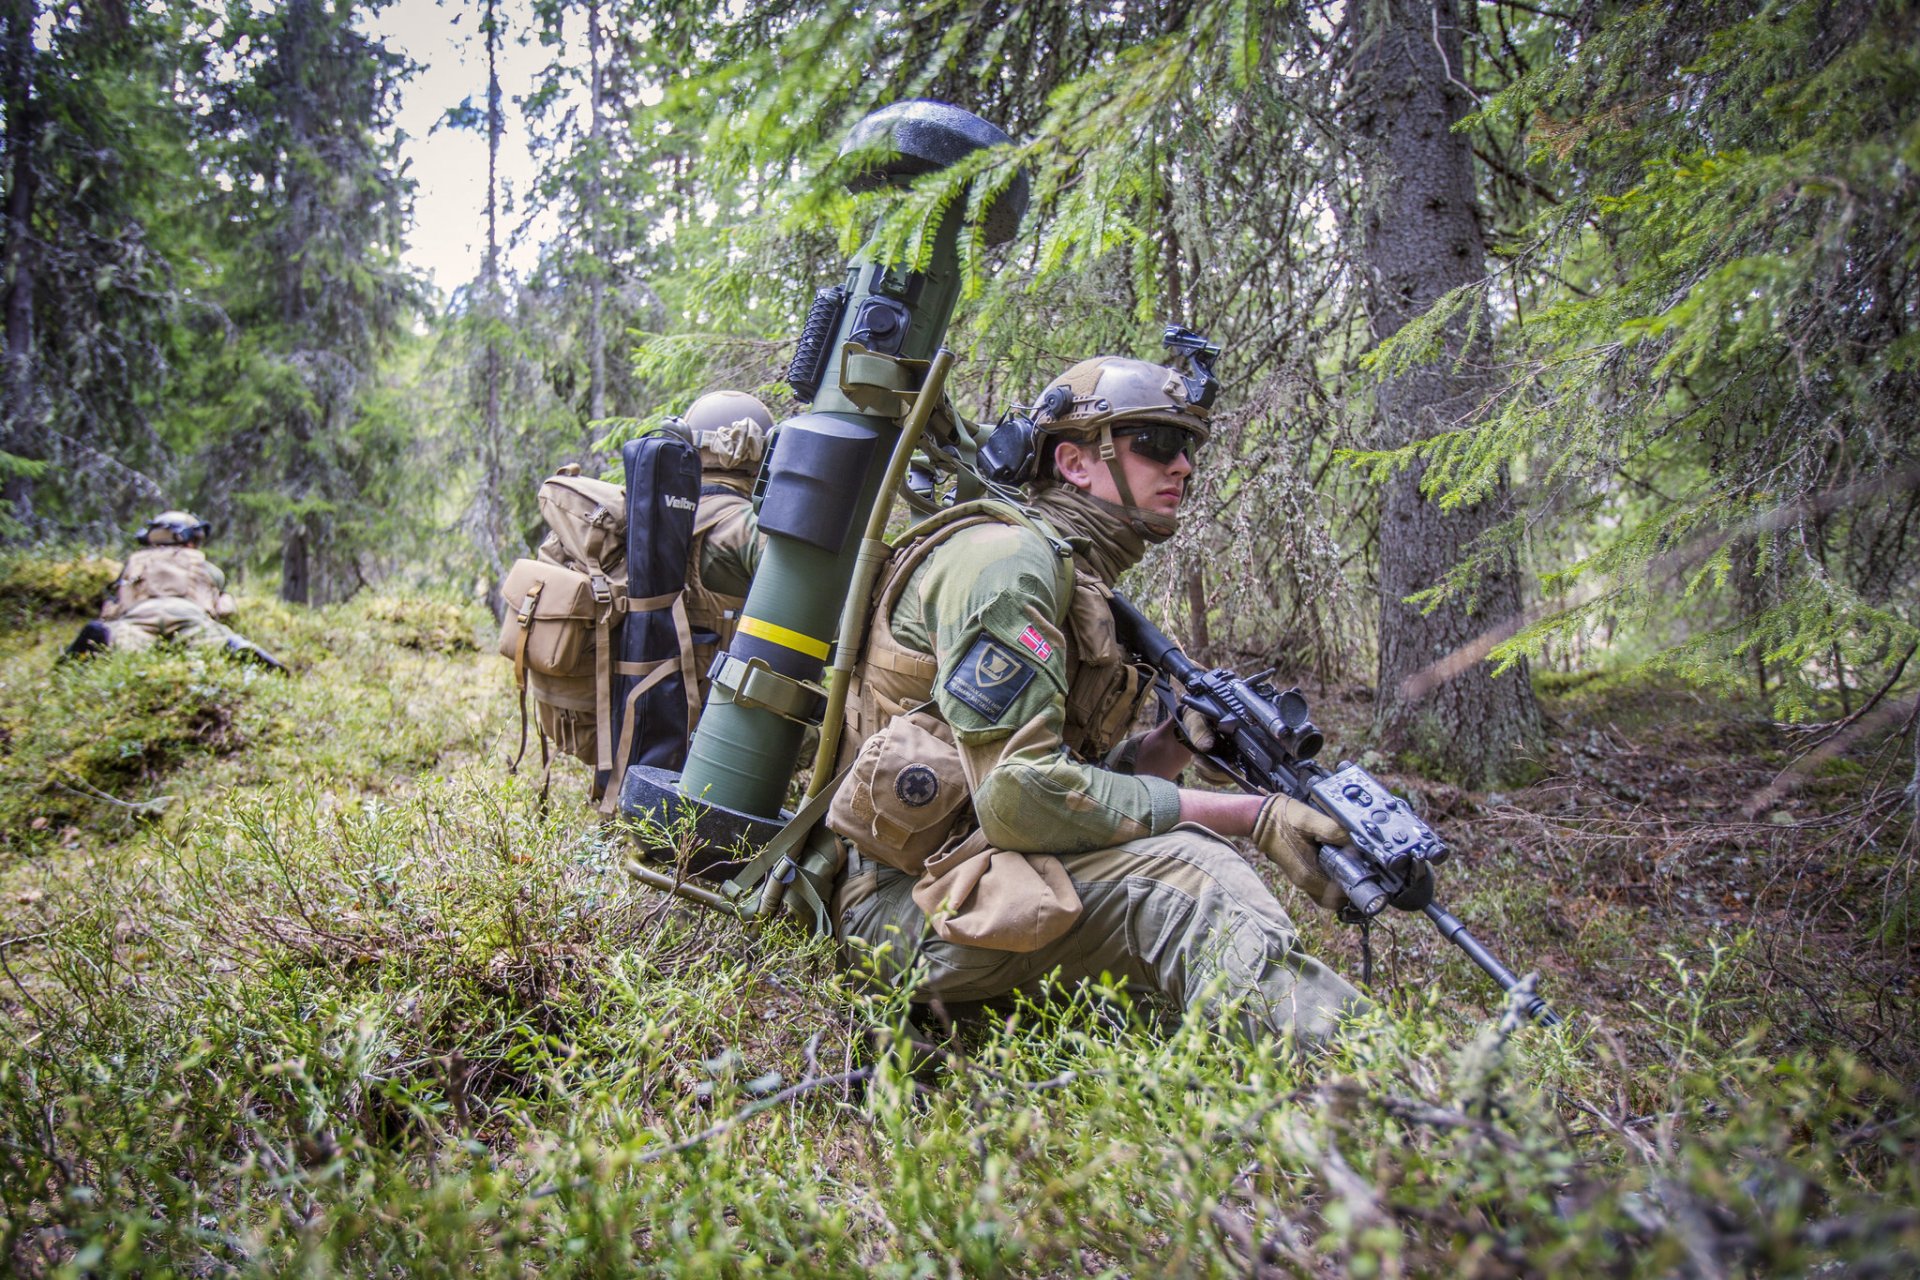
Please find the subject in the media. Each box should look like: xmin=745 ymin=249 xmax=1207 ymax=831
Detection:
xmin=1351 ymin=0 xmax=1542 ymax=786
xmin=481 ymin=0 xmax=506 ymax=622
xmin=1 ymin=0 xmax=37 ymax=523
xmin=585 ymin=0 xmax=606 ymax=455
xmin=1184 ymin=562 xmax=1210 ymax=655
xmin=282 ymin=519 xmax=310 ymax=605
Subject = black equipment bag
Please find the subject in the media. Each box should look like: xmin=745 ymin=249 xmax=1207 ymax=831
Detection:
xmin=598 ymin=434 xmax=703 ymax=802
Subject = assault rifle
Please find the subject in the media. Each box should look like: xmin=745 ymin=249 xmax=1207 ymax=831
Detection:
xmin=1109 ymin=592 xmax=1561 ymax=1027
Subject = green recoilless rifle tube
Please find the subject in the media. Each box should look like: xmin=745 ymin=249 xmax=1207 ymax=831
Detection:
xmin=625 ymin=102 xmax=1028 ymax=857
xmin=749 ymin=346 xmax=958 ymax=922
xmin=806 ymin=346 xmax=957 ymax=793
xmin=675 ymin=227 xmax=967 ymax=822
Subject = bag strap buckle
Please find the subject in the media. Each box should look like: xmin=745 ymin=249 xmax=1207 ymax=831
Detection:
xmin=516 ymin=578 xmax=546 ymax=626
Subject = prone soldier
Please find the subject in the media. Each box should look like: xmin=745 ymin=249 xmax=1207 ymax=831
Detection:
xmin=64 ymin=511 xmax=285 ymax=671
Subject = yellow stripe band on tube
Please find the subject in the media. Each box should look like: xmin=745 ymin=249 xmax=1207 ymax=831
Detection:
xmin=736 ymin=616 xmax=832 ymax=661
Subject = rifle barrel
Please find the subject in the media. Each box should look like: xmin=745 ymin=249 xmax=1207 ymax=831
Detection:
xmin=1108 ymin=591 xmax=1200 ymax=683
xmin=1423 ymin=902 xmax=1561 ymax=1026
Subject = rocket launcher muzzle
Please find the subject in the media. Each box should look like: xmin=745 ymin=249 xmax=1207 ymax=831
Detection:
xmin=620 ymin=101 xmax=1027 ymax=888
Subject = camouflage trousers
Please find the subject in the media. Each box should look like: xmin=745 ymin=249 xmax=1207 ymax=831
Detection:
xmin=835 ymin=826 xmax=1367 ymax=1045
xmin=105 ymin=597 xmax=242 ymax=652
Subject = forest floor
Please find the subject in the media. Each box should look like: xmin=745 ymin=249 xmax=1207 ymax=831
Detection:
xmin=1 ymin=558 xmax=1916 ymax=1276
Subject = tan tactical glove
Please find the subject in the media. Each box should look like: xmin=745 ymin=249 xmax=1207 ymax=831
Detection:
xmin=1178 ymin=704 xmax=1215 ymax=752
xmin=1252 ymin=795 xmax=1352 ymax=911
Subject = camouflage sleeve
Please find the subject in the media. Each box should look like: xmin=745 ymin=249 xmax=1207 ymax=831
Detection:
xmin=696 ymin=500 xmax=762 ymax=599
xmin=894 ymin=523 xmax=1182 ymax=855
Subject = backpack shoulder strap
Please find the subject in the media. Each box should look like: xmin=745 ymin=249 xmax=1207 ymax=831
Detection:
xmin=691 ymin=488 xmax=747 ymax=540
xmin=879 ymin=498 xmax=1074 ymax=618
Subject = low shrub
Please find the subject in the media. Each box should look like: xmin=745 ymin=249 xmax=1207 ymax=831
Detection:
xmin=354 ymin=592 xmax=484 ymax=654
xmin=0 ymin=550 xmax=119 ymax=628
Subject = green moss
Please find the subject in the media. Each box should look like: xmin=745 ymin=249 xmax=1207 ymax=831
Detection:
xmin=0 ymin=647 xmax=281 ymax=842
xmin=355 ymin=592 xmax=484 ymax=654
xmin=0 ymin=549 xmax=120 ymax=628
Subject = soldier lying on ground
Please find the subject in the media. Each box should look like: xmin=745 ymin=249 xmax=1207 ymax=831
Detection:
xmin=828 ymin=353 xmax=1370 ymax=1044
xmin=64 ymin=511 xmax=286 ymax=672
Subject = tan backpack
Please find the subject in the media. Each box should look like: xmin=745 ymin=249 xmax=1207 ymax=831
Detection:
xmin=101 ymin=546 xmax=233 ymax=620
xmin=497 ymin=468 xmax=631 ymax=795
xmin=497 ymin=458 xmax=712 ymax=809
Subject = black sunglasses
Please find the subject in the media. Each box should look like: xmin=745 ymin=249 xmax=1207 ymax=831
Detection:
xmin=1116 ymin=423 xmax=1203 ymax=466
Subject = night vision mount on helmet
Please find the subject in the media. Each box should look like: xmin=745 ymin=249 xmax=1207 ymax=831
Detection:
xmin=138 ymin=511 xmax=212 ymax=547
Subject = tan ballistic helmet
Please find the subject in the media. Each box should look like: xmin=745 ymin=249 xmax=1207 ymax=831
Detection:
xmin=1032 ymin=356 xmax=1213 ymax=445
xmin=140 ymin=510 xmax=211 ymax=546
xmin=683 ymin=391 xmax=774 ymax=474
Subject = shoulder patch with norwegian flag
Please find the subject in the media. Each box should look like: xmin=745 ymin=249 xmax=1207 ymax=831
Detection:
xmin=1016 ymin=624 xmax=1053 ymax=661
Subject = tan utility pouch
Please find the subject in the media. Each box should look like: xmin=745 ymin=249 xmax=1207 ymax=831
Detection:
xmin=497 ymin=559 xmax=598 ymax=678
xmin=530 ymin=672 xmax=598 ymax=765
xmin=911 ymin=829 xmax=1082 ymax=954
xmin=826 ymin=709 xmax=971 ymax=874
xmin=536 ymin=472 xmax=627 ymax=580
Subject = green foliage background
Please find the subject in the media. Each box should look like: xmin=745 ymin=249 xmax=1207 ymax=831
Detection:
xmin=3 ymin=3 xmax=1918 ymax=1267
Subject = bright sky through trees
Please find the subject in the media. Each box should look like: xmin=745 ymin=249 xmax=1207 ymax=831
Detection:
xmin=372 ymin=0 xmax=555 ymax=292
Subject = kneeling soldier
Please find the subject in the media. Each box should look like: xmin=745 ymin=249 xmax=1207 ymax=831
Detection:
xmin=829 ymin=354 xmax=1366 ymax=1044
xmin=65 ymin=511 xmax=285 ymax=671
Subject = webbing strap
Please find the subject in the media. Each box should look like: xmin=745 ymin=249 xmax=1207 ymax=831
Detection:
xmin=509 ymin=621 xmax=533 ymax=773
xmin=722 ymin=759 xmax=856 ymax=900
xmin=506 ymin=580 xmax=549 ymax=773
xmin=593 ymin=608 xmax=614 ymax=773
xmin=864 ymin=646 xmax=939 ymax=679
xmin=598 ymin=657 xmax=684 ymax=815
xmin=709 ymin=654 xmax=827 ymax=725
xmin=671 ymin=595 xmax=700 ymax=737
xmin=786 ymin=861 xmax=832 ymax=937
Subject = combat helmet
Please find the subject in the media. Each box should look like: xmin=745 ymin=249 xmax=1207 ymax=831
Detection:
xmin=675 ymin=391 xmax=774 ymax=476
xmin=137 ymin=510 xmax=211 ymax=547
xmin=980 ymin=326 xmax=1220 ymax=540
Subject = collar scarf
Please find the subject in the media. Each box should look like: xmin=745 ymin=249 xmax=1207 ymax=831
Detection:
xmin=1030 ymin=483 xmax=1161 ymax=585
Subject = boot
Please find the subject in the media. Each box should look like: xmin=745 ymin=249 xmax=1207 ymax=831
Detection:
xmin=225 ymin=637 xmax=288 ymax=674
xmin=60 ymin=621 xmax=112 ymax=663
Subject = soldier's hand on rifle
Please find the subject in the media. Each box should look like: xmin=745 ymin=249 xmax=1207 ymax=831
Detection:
xmin=1251 ymin=795 xmax=1351 ymax=910
xmin=1171 ymin=680 xmax=1240 ymax=787
xmin=1175 ymin=697 xmax=1214 ymax=753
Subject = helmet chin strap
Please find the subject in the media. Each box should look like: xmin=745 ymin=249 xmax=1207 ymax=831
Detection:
xmin=1095 ymin=423 xmax=1179 ymax=542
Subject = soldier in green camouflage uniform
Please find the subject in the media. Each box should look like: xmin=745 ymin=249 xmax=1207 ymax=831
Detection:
xmin=831 ymin=357 xmax=1367 ymax=1044
xmin=64 ymin=511 xmax=284 ymax=670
